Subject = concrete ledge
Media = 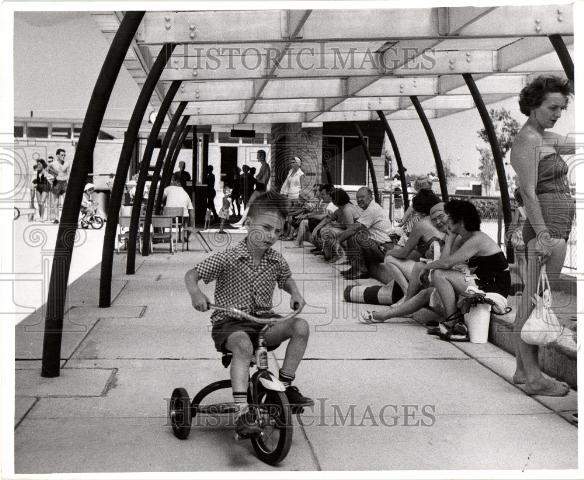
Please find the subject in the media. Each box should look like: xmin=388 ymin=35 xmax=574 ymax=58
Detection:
xmin=489 ymin=307 xmax=577 ymax=389
xmin=368 ymin=262 xmax=578 ymax=389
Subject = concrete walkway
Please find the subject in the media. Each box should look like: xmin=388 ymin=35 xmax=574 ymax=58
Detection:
xmin=14 ymin=234 xmax=578 ymax=473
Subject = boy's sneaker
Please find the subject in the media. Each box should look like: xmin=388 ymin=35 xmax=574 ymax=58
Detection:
xmin=285 ymin=386 xmax=314 ymax=410
xmin=235 ymin=405 xmax=261 ymax=438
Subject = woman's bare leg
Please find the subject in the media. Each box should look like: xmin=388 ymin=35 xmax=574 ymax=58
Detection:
xmin=513 ymin=238 xmax=569 ymax=395
xmin=371 ymin=289 xmax=433 ymax=321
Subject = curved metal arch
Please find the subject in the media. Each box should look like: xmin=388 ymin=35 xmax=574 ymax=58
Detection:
xmin=463 ymin=73 xmax=513 ymax=261
xmin=410 ymin=96 xmax=448 ymax=201
xmin=126 ymin=80 xmax=182 ymax=273
xmin=137 ymin=103 xmax=188 ymax=256
xmin=354 ymin=123 xmax=380 ymax=204
xmin=41 ymin=12 xmax=145 ymax=378
xmin=99 ymin=43 xmax=177 ymax=308
xmin=548 ymin=34 xmax=574 ymax=83
xmin=142 ymin=114 xmax=190 ymax=252
xmin=155 ymin=118 xmax=191 ymax=214
xmin=377 ymin=110 xmax=409 ymax=209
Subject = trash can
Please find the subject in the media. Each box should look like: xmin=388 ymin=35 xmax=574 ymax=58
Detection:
xmin=465 ymin=303 xmax=491 ymax=343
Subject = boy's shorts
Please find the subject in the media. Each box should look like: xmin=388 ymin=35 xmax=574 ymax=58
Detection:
xmin=212 ymin=315 xmax=282 ymax=353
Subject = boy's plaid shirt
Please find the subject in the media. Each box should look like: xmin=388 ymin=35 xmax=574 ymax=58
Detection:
xmin=194 ymin=240 xmax=292 ymax=324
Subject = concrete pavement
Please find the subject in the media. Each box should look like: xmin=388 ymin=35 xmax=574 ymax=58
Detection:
xmin=13 ymin=235 xmax=578 ymax=473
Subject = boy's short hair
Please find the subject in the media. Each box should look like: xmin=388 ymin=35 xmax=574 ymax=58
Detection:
xmin=247 ymin=192 xmax=289 ymax=221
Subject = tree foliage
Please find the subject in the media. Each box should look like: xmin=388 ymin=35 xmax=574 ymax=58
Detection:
xmin=476 ymin=108 xmax=520 ymax=192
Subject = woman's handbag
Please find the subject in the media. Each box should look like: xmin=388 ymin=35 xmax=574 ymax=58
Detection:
xmin=520 ymin=265 xmax=563 ymax=346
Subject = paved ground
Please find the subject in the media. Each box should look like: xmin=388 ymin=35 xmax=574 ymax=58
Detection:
xmin=12 ymin=231 xmax=578 ymax=474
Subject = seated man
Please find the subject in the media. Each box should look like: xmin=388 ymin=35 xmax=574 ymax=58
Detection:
xmin=336 ymin=187 xmax=393 ymax=280
xmin=319 ymin=189 xmax=362 ymax=262
xmin=163 ymin=172 xmax=195 ymax=238
xmin=307 ymin=184 xmax=338 ymax=252
xmin=296 ymin=184 xmax=336 ymax=247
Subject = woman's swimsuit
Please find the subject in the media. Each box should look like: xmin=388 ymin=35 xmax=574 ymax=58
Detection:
xmin=467 ymin=251 xmax=511 ymax=297
xmin=522 ymin=153 xmax=575 ymax=243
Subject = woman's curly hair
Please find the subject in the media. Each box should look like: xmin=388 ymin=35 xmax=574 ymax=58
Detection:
xmin=518 ymin=75 xmax=573 ymax=116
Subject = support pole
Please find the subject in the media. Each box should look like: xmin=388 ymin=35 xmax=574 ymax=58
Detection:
xmin=99 ymin=43 xmax=176 ymax=308
xmin=155 ymin=118 xmax=191 ymax=214
xmin=463 ymin=73 xmax=513 ymax=261
xmin=377 ymin=110 xmax=409 ymax=209
xmin=354 ymin=123 xmax=380 ymax=204
xmin=41 ymin=12 xmax=145 ymax=377
xmin=410 ymin=96 xmax=448 ymax=201
xmin=142 ymin=108 xmax=188 ymax=254
xmin=126 ymin=80 xmax=181 ymax=274
xmin=191 ymin=128 xmax=198 ymax=206
xmin=549 ymin=34 xmax=574 ymax=82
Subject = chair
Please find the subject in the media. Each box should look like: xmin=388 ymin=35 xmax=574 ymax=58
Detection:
xmin=151 ymin=215 xmax=174 ymax=253
xmin=117 ymin=215 xmax=148 ymax=253
xmin=163 ymin=207 xmax=188 ymax=251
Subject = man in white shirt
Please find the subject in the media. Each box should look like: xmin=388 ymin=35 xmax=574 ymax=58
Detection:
xmin=163 ymin=173 xmax=195 ymax=226
xmin=336 ymin=187 xmax=393 ymax=280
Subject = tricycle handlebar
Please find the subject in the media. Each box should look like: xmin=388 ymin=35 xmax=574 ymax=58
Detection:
xmin=208 ymin=303 xmax=301 ymax=324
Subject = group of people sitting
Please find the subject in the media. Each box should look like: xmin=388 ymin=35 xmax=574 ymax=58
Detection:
xmin=278 ymin=181 xmax=512 ymax=343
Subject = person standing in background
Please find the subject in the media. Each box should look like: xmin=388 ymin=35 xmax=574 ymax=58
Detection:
xmin=206 ymin=165 xmax=219 ymax=222
xmin=254 ymin=149 xmax=270 ymax=192
xmin=176 ymin=160 xmax=191 ymax=191
xmin=48 ymin=149 xmax=69 ymax=223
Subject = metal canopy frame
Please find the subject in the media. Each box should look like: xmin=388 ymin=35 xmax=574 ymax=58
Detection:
xmin=41 ymin=5 xmax=574 ymax=376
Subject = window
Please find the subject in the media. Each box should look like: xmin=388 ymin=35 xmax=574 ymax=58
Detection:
xmin=52 ymin=126 xmax=72 ymax=138
xmin=322 ymin=135 xmax=368 ymax=187
xmin=27 ymin=126 xmax=48 ymax=138
xmin=14 ymin=126 xmax=24 ymax=138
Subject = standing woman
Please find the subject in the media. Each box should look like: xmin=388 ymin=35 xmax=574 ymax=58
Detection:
xmin=32 ymin=159 xmax=51 ymax=222
xmin=511 ymin=75 xmax=574 ymax=396
xmin=280 ymin=156 xmax=305 ymax=203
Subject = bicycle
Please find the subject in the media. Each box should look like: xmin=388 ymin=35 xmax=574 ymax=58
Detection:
xmin=168 ymin=304 xmax=301 ymax=465
xmin=80 ymin=206 xmax=104 ymax=229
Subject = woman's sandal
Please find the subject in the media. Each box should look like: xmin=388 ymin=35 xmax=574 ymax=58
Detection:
xmin=358 ymin=309 xmax=384 ymax=324
xmin=436 ymin=311 xmax=469 ymax=342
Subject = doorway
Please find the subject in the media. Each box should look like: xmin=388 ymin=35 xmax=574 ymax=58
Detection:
xmin=220 ymin=146 xmax=238 ymax=189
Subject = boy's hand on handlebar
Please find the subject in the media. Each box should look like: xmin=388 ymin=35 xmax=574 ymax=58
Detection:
xmin=290 ymin=295 xmax=305 ymax=312
xmin=191 ymin=292 xmax=210 ymax=312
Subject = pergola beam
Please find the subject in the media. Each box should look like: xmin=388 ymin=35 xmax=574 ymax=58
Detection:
xmin=241 ymin=9 xmax=312 ymax=122
xmin=139 ymin=6 xmax=572 ymax=44
xmin=160 ymin=48 xmax=565 ymax=81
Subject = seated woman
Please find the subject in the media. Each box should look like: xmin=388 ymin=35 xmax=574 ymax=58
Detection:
xmin=361 ymin=200 xmax=511 ymax=341
xmin=320 ymin=188 xmax=362 ymax=261
xmin=383 ymin=189 xmax=443 ymax=295
xmin=395 ymin=176 xmax=433 ymax=234
xmin=418 ymin=199 xmax=511 ymax=341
